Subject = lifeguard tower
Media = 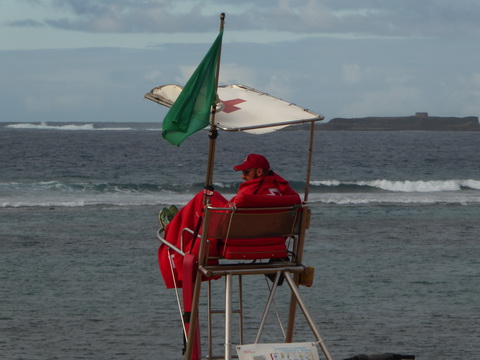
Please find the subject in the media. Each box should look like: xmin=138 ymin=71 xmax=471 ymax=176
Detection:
xmin=146 ymin=13 xmax=416 ymax=360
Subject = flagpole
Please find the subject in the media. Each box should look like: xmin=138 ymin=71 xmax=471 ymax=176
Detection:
xmin=303 ymin=120 xmax=315 ymax=203
xmin=203 ymin=12 xmax=225 ymax=205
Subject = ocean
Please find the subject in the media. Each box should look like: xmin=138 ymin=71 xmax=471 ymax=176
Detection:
xmin=1 ymin=122 xmax=479 ymax=360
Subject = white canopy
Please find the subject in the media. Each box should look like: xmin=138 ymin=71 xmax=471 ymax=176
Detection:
xmin=145 ymin=84 xmax=324 ymax=134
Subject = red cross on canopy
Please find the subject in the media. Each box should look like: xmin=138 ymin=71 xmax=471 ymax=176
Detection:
xmin=221 ymin=98 xmax=246 ymax=113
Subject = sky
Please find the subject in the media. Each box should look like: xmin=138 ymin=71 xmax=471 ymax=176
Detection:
xmin=1 ymin=0 xmax=480 ymax=123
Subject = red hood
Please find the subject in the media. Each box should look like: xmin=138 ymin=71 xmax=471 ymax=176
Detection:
xmin=231 ymin=171 xmax=299 ymax=199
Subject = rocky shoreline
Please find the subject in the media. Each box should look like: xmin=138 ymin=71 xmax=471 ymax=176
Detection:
xmin=314 ymin=114 xmax=480 ymax=131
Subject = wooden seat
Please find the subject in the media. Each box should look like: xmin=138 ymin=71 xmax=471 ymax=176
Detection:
xmin=202 ymin=204 xmax=304 ymax=261
xmin=196 ymin=204 xmax=308 ymax=272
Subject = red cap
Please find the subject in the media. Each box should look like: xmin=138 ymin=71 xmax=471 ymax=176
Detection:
xmin=233 ymin=154 xmax=270 ymax=171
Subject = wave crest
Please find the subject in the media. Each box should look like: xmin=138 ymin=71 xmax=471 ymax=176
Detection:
xmin=5 ymin=122 xmax=134 ymax=131
xmin=2 ymin=179 xmax=480 ymax=208
xmin=311 ymin=179 xmax=480 ymax=192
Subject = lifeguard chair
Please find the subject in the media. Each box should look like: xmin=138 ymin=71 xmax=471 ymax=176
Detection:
xmin=148 ymin=14 xmax=417 ymax=360
xmin=157 ymin=186 xmax=333 ymax=360
xmin=147 ymin=13 xmax=332 ymax=360
xmin=150 ymin=87 xmax=333 ymax=360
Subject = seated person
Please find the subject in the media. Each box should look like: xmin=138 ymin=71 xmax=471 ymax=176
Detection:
xmin=158 ymin=153 xmax=300 ymax=288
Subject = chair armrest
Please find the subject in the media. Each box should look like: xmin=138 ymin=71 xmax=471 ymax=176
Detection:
xmin=156 ymin=228 xmax=185 ymax=256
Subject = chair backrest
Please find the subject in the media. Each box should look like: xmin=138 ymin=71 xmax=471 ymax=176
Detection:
xmin=203 ymin=205 xmax=306 ymax=240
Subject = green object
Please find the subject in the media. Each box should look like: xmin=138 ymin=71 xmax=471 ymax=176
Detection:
xmin=162 ymin=29 xmax=224 ymax=146
xmin=159 ymin=205 xmax=179 ymax=231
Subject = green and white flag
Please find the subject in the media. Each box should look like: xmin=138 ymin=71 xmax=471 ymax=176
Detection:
xmin=162 ymin=29 xmax=223 ymax=146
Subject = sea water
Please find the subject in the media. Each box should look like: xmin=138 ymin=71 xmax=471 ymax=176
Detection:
xmin=1 ymin=122 xmax=479 ymax=359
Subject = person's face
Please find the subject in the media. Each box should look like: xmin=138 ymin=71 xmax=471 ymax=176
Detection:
xmin=241 ymin=168 xmax=264 ymax=181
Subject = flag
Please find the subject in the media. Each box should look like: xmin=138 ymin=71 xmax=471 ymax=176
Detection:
xmin=162 ymin=29 xmax=224 ymax=146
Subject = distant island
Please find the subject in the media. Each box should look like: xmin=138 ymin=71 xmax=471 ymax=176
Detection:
xmin=313 ymin=113 xmax=480 ymax=131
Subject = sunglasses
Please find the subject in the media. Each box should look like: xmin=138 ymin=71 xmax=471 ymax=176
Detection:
xmin=242 ymin=168 xmax=255 ymax=175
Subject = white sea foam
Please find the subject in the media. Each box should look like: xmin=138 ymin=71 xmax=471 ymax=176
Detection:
xmin=0 ymin=192 xmax=194 ymax=208
xmin=3 ymin=188 xmax=479 ymax=208
xmin=366 ymin=179 xmax=456 ymax=192
xmin=313 ymin=180 xmax=342 ymax=187
xmin=308 ymin=191 xmax=480 ymax=205
xmin=311 ymin=179 xmax=480 ymax=192
xmin=2 ymin=179 xmax=480 ymax=208
xmin=5 ymin=122 xmax=134 ymax=131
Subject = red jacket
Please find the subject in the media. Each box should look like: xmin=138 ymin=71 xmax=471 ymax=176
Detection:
xmin=158 ymin=172 xmax=300 ymax=288
xmin=230 ymin=171 xmax=300 ymax=201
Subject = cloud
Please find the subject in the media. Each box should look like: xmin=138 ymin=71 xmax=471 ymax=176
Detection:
xmin=0 ymin=47 xmax=172 ymax=122
xmin=37 ymin=0 xmax=218 ymax=33
xmin=24 ymin=93 xmax=100 ymax=113
xmin=6 ymin=0 xmax=480 ymax=39
xmin=472 ymin=73 xmax=480 ymax=89
xmin=8 ymin=19 xmax=45 ymax=27
xmin=341 ymin=64 xmax=362 ymax=85
xmin=340 ymin=86 xmax=424 ymax=117
xmin=1 ymin=2 xmax=479 ymax=123
xmin=446 ymin=72 xmax=480 ymax=116
xmin=217 ymin=63 xmax=256 ymax=88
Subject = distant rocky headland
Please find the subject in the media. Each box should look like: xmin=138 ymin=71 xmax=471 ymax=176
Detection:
xmin=314 ymin=113 xmax=480 ymax=131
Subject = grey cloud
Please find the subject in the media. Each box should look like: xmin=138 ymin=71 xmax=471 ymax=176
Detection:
xmin=1 ymin=32 xmax=479 ymax=123
xmin=8 ymin=0 xmax=480 ymax=38
xmin=40 ymin=0 xmax=216 ymax=33
xmin=322 ymin=0 xmax=480 ymax=37
xmin=9 ymin=19 xmax=45 ymax=27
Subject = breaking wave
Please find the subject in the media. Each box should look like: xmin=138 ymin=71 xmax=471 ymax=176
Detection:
xmin=0 ymin=181 xmax=235 ymax=208
xmin=310 ymin=179 xmax=480 ymax=192
xmin=5 ymin=122 xmax=138 ymax=131
xmin=1 ymin=179 xmax=480 ymax=208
